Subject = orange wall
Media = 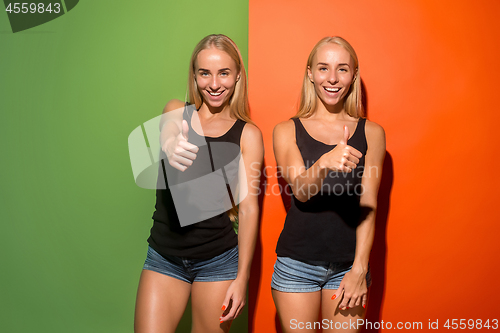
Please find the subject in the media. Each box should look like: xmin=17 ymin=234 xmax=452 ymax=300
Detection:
xmin=248 ymin=0 xmax=500 ymax=331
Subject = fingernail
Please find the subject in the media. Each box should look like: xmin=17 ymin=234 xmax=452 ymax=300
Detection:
xmin=363 ymin=304 xmax=366 ymax=309
xmin=221 ymin=305 xmax=226 ymax=311
xmin=331 ymin=295 xmax=336 ymax=300
xmin=346 ymin=307 xmax=349 ymax=309
xmin=220 ymin=320 xmax=224 ymax=324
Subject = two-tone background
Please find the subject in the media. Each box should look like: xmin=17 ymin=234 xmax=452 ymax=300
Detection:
xmin=1 ymin=1 xmax=499 ymax=332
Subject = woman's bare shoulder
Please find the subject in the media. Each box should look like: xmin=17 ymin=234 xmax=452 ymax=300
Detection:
xmin=163 ymin=99 xmax=185 ymax=114
xmin=364 ymin=118 xmax=386 ymax=149
xmin=273 ymin=119 xmax=295 ymax=138
xmin=242 ymin=122 xmax=263 ymax=142
xmin=364 ymin=119 xmax=385 ymax=138
xmin=241 ymin=122 xmax=264 ymax=156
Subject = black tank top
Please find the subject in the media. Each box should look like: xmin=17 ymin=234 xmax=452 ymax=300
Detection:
xmin=148 ymin=108 xmax=245 ymax=259
xmin=276 ymin=117 xmax=368 ymax=263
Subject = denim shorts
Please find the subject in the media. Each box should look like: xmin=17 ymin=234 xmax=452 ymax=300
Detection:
xmin=143 ymin=245 xmax=238 ymax=283
xmin=271 ymin=256 xmax=372 ymax=292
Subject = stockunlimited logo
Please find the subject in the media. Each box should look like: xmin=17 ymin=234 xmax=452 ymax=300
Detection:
xmin=4 ymin=0 xmax=79 ymax=33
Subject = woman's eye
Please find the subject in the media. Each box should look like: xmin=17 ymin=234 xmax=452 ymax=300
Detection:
xmin=339 ymin=68 xmax=348 ymax=72
xmin=220 ymin=72 xmax=228 ymax=76
xmin=319 ymin=67 xmax=327 ymax=71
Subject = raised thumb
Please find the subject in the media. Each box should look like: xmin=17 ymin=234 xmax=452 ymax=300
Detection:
xmin=340 ymin=125 xmax=349 ymax=145
xmin=181 ymin=119 xmax=189 ymax=140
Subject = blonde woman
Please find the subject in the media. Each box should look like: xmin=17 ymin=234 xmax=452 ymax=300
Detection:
xmin=272 ymin=36 xmax=386 ymax=332
xmin=135 ymin=34 xmax=263 ymax=333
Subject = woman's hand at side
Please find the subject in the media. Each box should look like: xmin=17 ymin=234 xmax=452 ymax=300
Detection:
xmin=220 ymin=277 xmax=247 ymax=322
xmin=332 ymin=265 xmax=368 ymax=309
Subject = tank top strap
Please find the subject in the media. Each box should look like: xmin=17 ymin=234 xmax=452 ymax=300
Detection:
xmin=291 ymin=117 xmax=305 ymax=144
xmin=350 ymin=117 xmax=367 ymax=151
xmin=182 ymin=102 xmax=193 ymax=122
xmin=352 ymin=117 xmax=366 ymax=137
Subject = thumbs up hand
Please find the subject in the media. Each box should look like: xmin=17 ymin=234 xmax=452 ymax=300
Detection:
xmin=162 ymin=119 xmax=199 ymax=172
xmin=319 ymin=125 xmax=363 ymax=173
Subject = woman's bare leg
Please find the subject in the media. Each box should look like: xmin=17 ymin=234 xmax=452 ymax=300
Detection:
xmin=190 ymin=280 xmax=233 ymax=333
xmin=134 ymin=269 xmax=191 ymax=333
xmin=272 ymin=289 xmax=321 ymax=333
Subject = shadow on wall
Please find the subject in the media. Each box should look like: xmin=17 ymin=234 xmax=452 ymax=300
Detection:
xmin=361 ymin=78 xmax=393 ymax=332
xmin=248 ymin=162 xmax=268 ymax=333
xmin=363 ymin=152 xmax=393 ymax=333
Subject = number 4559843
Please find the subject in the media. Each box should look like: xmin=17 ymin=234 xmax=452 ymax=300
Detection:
xmin=5 ymin=3 xmax=61 ymax=14
xmin=444 ymin=319 xmax=498 ymax=330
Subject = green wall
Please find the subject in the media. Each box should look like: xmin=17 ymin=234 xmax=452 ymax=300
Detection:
xmin=0 ymin=1 xmax=248 ymax=332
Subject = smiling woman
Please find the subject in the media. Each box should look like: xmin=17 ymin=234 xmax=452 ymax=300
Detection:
xmin=134 ymin=34 xmax=264 ymax=333
xmin=271 ymin=36 xmax=386 ymax=333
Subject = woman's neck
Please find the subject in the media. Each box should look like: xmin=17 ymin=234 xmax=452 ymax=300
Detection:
xmin=312 ymin=98 xmax=349 ymax=121
xmin=198 ymin=102 xmax=232 ymax=120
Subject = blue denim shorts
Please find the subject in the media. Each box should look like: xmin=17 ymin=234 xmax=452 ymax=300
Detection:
xmin=143 ymin=245 xmax=238 ymax=283
xmin=271 ymin=256 xmax=372 ymax=292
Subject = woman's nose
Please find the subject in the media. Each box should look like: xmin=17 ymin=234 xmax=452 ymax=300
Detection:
xmin=328 ymin=71 xmax=338 ymax=84
xmin=210 ymin=76 xmax=220 ymax=89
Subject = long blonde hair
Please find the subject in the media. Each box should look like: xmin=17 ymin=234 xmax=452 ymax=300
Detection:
xmin=296 ymin=36 xmax=364 ymax=118
xmin=187 ymin=34 xmax=252 ymax=124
